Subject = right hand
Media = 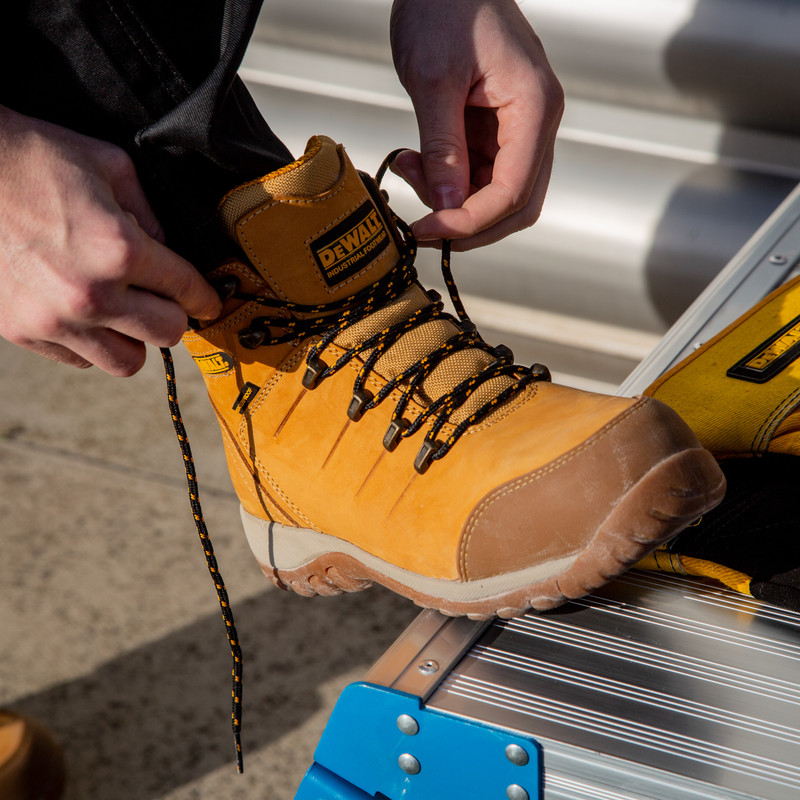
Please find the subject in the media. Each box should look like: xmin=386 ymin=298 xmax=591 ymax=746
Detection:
xmin=389 ymin=0 xmax=564 ymax=251
xmin=0 ymin=106 xmax=221 ymax=376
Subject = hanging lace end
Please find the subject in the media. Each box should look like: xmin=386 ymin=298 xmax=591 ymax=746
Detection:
xmin=160 ymin=346 xmax=245 ymax=775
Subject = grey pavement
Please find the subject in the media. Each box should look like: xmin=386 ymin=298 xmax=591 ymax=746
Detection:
xmin=0 ymin=339 xmax=418 ymax=799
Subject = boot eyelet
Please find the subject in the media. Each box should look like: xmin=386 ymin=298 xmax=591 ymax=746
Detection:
xmin=530 ymin=362 xmax=551 ymax=382
xmin=347 ymin=387 xmax=374 ymax=421
xmin=302 ymin=355 xmax=327 ymax=390
xmin=414 ymin=438 xmax=441 ymax=474
xmin=492 ymin=344 xmax=514 ymax=363
xmin=426 ymin=289 xmax=442 ymax=304
xmin=212 ymin=274 xmax=240 ymax=301
xmin=383 ymin=418 xmax=409 ymax=451
xmin=239 ymin=320 xmax=268 ymax=349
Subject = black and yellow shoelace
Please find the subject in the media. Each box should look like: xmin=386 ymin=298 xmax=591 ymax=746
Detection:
xmin=229 ymin=155 xmax=550 ymax=473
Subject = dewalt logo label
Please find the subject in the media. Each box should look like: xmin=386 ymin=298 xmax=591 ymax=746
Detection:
xmin=193 ymin=352 xmax=233 ymax=375
xmin=727 ymin=314 xmax=800 ymax=383
xmin=311 ymin=200 xmax=389 ymax=287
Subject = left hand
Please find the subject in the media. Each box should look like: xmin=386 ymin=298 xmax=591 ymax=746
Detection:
xmin=390 ymin=0 xmax=564 ymax=250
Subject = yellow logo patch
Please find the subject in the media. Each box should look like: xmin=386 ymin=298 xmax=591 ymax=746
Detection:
xmin=727 ymin=315 xmax=800 ymax=383
xmin=193 ymin=352 xmax=234 ymax=375
xmin=311 ymin=200 xmax=390 ymax=287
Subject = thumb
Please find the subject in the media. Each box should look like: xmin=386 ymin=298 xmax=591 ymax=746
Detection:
xmin=415 ymin=91 xmax=470 ymax=211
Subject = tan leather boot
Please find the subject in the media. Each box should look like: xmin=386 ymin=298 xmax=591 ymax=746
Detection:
xmin=183 ymin=135 xmax=725 ymax=618
xmin=0 ymin=713 xmax=64 ymax=800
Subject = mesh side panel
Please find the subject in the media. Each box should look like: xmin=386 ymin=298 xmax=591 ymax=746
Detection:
xmin=218 ymin=136 xmax=341 ymax=236
xmin=335 ymin=289 xmax=432 ymax=350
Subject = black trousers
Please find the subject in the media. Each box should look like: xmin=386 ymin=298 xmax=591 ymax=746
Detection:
xmin=2 ymin=0 xmax=294 ymax=269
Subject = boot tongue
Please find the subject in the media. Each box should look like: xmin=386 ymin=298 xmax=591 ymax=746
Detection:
xmin=218 ymin=135 xmax=400 ymax=306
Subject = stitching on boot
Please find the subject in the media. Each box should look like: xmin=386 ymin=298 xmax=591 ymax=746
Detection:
xmin=221 ymin=433 xmax=294 ymax=527
xmin=211 ymin=399 xmax=299 ymax=526
xmin=752 ymin=386 xmax=800 ymax=452
xmin=458 ymin=397 xmax=647 ymax=579
xmin=252 ymin=451 xmax=317 ymax=529
xmin=244 ymin=347 xmax=307 ymax=417
xmin=237 ymin=174 xmax=351 ymax=301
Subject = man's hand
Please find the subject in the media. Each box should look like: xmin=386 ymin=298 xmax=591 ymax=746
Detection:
xmin=0 ymin=107 xmax=221 ymax=376
xmin=390 ymin=0 xmax=564 ymax=250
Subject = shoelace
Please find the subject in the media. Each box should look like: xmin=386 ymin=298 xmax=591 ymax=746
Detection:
xmin=161 ymin=347 xmax=244 ymax=773
xmin=225 ymin=153 xmax=551 ymax=473
xmin=160 ymin=150 xmax=551 ymax=774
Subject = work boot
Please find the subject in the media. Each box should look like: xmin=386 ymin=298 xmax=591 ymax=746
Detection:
xmin=183 ymin=135 xmax=725 ymax=619
xmin=639 ymin=275 xmax=800 ymax=608
xmin=645 ymin=273 xmax=800 ymax=457
xmin=0 ymin=712 xmax=64 ymax=800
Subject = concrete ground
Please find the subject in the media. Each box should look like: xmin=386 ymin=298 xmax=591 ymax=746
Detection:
xmin=0 ymin=339 xmax=419 ymax=799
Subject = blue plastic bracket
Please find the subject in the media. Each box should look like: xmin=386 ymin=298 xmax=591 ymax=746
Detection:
xmin=294 ymin=682 xmax=543 ymax=800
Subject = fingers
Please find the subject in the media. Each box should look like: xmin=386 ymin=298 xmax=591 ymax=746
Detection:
xmin=51 ymin=329 xmax=148 ymax=378
xmin=134 ymin=234 xmax=222 ymax=322
xmin=60 ymin=235 xmax=222 ymax=376
xmin=0 ymin=108 xmax=224 ymax=378
xmin=21 ymin=278 xmax=200 ymax=378
xmin=389 ymin=0 xmax=564 ymax=249
xmin=21 ymin=340 xmax=94 ymax=371
xmin=411 ymin=87 xmax=470 ymax=211
xmin=451 ymin=130 xmax=558 ymax=251
xmin=412 ymin=105 xmax=560 ymax=250
xmin=17 ymin=282 xmax=199 ymax=378
xmin=391 ymin=150 xmax=430 ymax=207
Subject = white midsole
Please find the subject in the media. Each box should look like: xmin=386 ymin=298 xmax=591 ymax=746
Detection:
xmin=240 ymin=506 xmax=578 ymax=602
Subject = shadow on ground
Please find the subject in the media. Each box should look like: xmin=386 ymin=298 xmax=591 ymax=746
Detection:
xmin=9 ymin=585 xmax=417 ymax=799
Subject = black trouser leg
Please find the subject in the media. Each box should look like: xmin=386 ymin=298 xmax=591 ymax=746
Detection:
xmin=3 ymin=0 xmax=293 ymax=267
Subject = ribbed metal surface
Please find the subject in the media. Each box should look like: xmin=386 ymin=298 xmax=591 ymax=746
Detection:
xmin=256 ymin=0 xmax=800 ymax=135
xmin=429 ymin=572 xmax=800 ymax=799
xmin=529 ymin=0 xmax=800 ymax=135
xmin=247 ymin=0 xmax=800 ymax=390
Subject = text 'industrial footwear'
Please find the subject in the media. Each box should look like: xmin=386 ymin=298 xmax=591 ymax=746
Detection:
xmin=182 ymin=135 xmax=725 ymax=620
xmin=638 ymin=275 xmax=800 ymax=608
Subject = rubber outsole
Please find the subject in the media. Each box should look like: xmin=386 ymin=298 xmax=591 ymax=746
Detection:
xmin=243 ymin=447 xmax=726 ymax=619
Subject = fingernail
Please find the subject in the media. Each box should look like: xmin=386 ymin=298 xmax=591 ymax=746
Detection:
xmin=411 ymin=222 xmax=440 ymax=244
xmin=432 ymin=185 xmax=464 ymax=211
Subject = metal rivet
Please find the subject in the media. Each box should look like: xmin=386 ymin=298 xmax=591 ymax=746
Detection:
xmin=414 ymin=439 xmax=440 ymax=474
xmin=505 ymin=744 xmax=529 ymax=766
xmin=398 ymin=753 xmax=421 ymax=775
xmin=383 ymin=418 xmax=408 ymax=452
xmin=770 ymin=254 xmax=788 ymax=265
xmin=302 ymin=355 xmax=327 ymax=390
xmin=397 ymin=714 xmax=419 ymax=736
xmin=506 ymin=784 xmax=529 ymax=800
xmin=417 ymin=659 xmax=440 ymax=675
